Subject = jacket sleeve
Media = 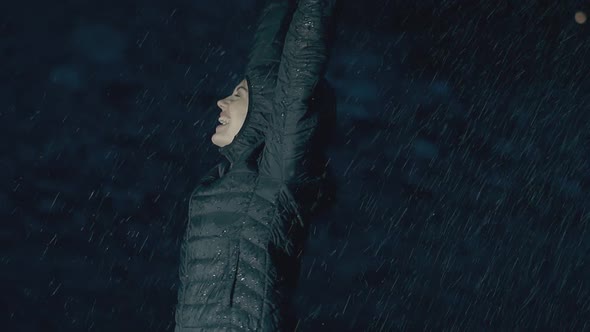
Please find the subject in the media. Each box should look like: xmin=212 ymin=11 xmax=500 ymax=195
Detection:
xmin=245 ymin=0 xmax=295 ymax=86
xmin=257 ymin=0 xmax=336 ymax=183
xmin=244 ymin=0 xmax=296 ymax=120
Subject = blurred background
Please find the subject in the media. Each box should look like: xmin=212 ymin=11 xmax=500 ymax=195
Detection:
xmin=2 ymin=0 xmax=589 ymax=330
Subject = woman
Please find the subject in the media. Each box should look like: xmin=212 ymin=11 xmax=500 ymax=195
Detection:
xmin=175 ymin=0 xmax=338 ymax=330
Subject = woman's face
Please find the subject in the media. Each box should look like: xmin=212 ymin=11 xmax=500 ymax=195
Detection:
xmin=211 ymin=79 xmax=249 ymax=148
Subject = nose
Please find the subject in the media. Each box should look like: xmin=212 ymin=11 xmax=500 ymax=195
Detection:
xmin=217 ymin=97 xmax=229 ymax=109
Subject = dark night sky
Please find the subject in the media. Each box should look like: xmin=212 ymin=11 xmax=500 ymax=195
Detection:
xmin=2 ymin=0 xmax=589 ymax=331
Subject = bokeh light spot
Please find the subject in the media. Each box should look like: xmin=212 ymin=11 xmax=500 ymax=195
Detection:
xmin=575 ymin=11 xmax=587 ymax=24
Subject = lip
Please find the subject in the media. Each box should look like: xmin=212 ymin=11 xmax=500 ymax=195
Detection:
xmin=219 ymin=111 xmax=231 ymax=119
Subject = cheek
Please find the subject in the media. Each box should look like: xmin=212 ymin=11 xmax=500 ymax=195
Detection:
xmin=238 ymin=100 xmax=249 ymax=118
xmin=227 ymin=122 xmax=241 ymax=138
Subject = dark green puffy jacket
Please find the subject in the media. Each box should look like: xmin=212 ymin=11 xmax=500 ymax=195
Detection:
xmin=175 ymin=0 xmax=336 ymax=330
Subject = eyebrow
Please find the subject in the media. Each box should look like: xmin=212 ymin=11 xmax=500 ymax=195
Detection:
xmin=237 ymin=86 xmax=248 ymax=94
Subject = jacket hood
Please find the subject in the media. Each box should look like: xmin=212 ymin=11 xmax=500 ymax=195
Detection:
xmin=218 ymin=76 xmax=336 ymax=168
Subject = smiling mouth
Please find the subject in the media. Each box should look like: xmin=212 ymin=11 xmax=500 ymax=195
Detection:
xmin=219 ymin=114 xmax=231 ymax=125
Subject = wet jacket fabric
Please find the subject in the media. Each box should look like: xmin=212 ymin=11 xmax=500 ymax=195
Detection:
xmin=175 ymin=0 xmax=336 ymax=331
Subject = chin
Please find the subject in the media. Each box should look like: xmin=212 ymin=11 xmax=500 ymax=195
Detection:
xmin=211 ymin=133 xmax=230 ymax=147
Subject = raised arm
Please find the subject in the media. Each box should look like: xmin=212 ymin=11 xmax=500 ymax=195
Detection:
xmin=245 ymin=0 xmax=296 ymax=88
xmin=243 ymin=0 xmax=296 ymax=140
xmin=258 ymin=0 xmax=336 ymax=182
